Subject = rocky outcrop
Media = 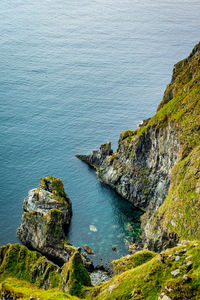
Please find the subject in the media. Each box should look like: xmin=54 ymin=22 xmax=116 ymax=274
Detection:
xmin=0 ymin=243 xmax=62 ymax=290
xmin=91 ymin=241 xmax=200 ymax=299
xmin=17 ymin=176 xmax=74 ymax=264
xmin=0 ymin=243 xmax=91 ymax=299
xmin=76 ymin=142 xmax=113 ymax=168
xmin=77 ymin=42 xmax=200 ymax=251
xmin=61 ymin=248 xmax=91 ymax=297
xmin=17 ymin=176 xmax=94 ymax=271
xmin=22 ymin=176 xmax=72 ymax=225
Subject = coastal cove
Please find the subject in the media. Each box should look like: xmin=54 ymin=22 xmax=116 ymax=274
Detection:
xmin=1 ymin=0 xmax=200 ymax=267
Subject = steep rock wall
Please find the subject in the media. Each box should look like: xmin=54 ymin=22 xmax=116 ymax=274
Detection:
xmin=77 ymin=42 xmax=200 ymax=251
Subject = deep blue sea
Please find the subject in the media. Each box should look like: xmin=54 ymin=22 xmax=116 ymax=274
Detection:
xmin=0 ymin=0 xmax=200 ymax=266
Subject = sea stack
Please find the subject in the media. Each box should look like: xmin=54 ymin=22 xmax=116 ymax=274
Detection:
xmin=17 ymin=176 xmax=74 ymax=264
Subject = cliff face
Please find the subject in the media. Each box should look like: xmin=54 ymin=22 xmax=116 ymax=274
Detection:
xmin=77 ymin=42 xmax=200 ymax=251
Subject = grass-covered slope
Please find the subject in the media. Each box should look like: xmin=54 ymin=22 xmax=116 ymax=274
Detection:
xmin=142 ymin=42 xmax=200 ymax=248
xmin=0 ymin=278 xmax=80 ymax=300
xmin=111 ymin=250 xmax=156 ymax=275
xmin=1 ymin=242 xmax=200 ymax=299
xmin=0 ymin=244 xmax=91 ymax=299
xmin=90 ymin=241 xmax=200 ymax=300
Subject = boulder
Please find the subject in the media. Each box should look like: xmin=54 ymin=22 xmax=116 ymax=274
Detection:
xmin=84 ymin=245 xmax=94 ymax=255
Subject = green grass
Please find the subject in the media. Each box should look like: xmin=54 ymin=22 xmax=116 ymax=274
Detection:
xmin=0 ymin=278 xmax=80 ymax=300
xmin=111 ymin=250 xmax=156 ymax=275
xmin=89 ymin=242 xmax=200 ymax=300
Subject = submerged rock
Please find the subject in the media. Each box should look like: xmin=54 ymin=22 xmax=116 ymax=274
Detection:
xmin=89 ymin=224 xmax=98 ymax=232
xmin=17 ymin=176 xmax=74 ymax=264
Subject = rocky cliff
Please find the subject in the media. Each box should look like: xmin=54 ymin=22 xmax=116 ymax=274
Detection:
xmin=1 ymin=241 xmax=200 ymax=299
xmin=77 ymin=42 xmax=200 ymax=251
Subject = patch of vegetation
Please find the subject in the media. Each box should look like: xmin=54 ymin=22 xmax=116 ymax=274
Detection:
xmin=0 ymin=244 xmax=61 ymax=289
xmin=90 ymin=241 xmax=200 ymax=300
xmin=0 ymin=277 xmax=80 ymax=300
xmin=111 ymin=249 xmax=156 ymax=275
xmin=40 ymin=176 xmax=72 ymax=206
xmin=62 ymin=250 xmax=91 ymax=298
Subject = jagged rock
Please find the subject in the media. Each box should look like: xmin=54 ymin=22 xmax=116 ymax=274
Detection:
xmin=82 ymin=255 xmax=94 ymax=272
xmin=76 ymin=42 xmax=200 ymax=252
xmin=186 ymin=261 xmax=193 ymax=271
xmin=17 ymin=176 xmax=74 ymax=264
xmin=22 ymin=176 xmax=72 ymax=225
xmin=182 ymin=274 xmax=191 ymax=283
xmin=76 ymin=142 xmax=113 ymax=169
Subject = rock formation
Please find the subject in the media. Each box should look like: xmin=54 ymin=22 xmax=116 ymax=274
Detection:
xmin=77 ymin=42 xmax=200 ymax=252
xmin=17 ymin=176 xmax=94 ymax=271
xmin=17 ymin=176 xmax=74 ymax=264
xmin=0 ymin=243 xmax=91 ymax=298
xmin=22 ymin=176 xmax=72 ymax=225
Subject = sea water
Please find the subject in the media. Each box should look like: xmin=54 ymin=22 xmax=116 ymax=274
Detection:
xmin=0 ymin=0 xmax=200 ymax=265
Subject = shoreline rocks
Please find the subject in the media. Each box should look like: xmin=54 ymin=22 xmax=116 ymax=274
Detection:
xmin=84 ymin=245 xmax=94 ymax=255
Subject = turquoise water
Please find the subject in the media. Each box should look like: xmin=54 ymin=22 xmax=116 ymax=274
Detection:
xmin=0 ymin=0 xmax=200 ymax=265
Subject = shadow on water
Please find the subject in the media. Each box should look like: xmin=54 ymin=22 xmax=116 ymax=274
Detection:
xmin=66 ymin=164 xmax=143 ymax=266
xmin=99 ymin=181 xmax=143 ymax=240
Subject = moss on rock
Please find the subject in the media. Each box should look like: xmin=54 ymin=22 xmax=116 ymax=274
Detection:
xmin=0 ymin=277 xmax=80 ymax=300
xmin=90 ymin=241 xmax=200 ymax=300
xmin=111 ymin=249 xmax=156 ymax=275
xmin=62 ymin=249 xmax=91 ymax=298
